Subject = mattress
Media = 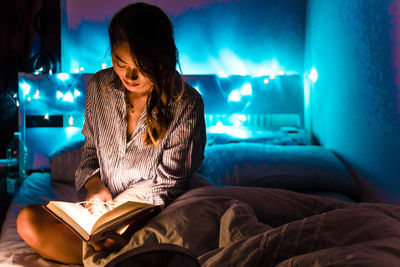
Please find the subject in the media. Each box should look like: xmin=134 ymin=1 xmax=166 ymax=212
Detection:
xmin=0 ymin=172 xmax=79 ymax=266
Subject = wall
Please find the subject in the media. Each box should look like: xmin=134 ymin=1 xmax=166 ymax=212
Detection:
xmin=305 ymin=0 xmax=400 ymax=203
xmin=61 ymin=0 xmax=307 ymax=75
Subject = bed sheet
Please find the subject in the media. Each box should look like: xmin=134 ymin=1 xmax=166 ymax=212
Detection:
xmin=0 ymin=172 xmax=79 ymax=267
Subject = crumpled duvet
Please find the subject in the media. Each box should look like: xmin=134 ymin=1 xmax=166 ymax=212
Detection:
xmin=83 ymin=186 xmax=400 ymax=267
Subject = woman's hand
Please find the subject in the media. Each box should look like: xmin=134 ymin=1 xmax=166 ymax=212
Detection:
xmin=89 ymin=231 xmax=128 ymax=252
xmin=84 ymin=174 xmax=113 ymax=215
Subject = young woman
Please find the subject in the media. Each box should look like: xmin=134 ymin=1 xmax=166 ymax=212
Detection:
xmin=16 ymin=2 xmax=206 ymax=264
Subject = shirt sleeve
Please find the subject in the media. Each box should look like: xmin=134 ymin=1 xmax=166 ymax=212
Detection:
xmin=75 ymin=77 xmax=100 ymax=199
xmin=149 ymin=95 xmax=207 ymax=205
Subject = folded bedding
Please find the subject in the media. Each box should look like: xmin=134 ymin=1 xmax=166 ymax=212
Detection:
xmin=83 ymin=186 xmax=400 ymax=266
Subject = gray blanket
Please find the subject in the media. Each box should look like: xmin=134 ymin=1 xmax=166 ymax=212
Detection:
xmin=83 ymin=186 xmax=400 ymax=267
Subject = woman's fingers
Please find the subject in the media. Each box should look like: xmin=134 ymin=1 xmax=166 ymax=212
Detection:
xmin=85 ymin=181 xmax=114 ymax=215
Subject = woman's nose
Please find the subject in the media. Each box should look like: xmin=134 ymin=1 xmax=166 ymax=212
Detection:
xmin=126 ymin=68 xmax=138 ymax=80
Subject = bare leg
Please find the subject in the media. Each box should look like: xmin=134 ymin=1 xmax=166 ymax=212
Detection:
xmin=16 ymin=204 xmax=82 ymax=264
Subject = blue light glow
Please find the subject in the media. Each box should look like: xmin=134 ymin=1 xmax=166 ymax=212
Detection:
xmin=65 ymin=126 xmax=81 ymax=141
xmin=57 ymin=73 xmax=70 ymax=81
xmin=233 ymin=120 xmax=242 ymax=127
xmin=69 ymin=116 xmax=74 ymax=126
xmin=309 ymin=67 xmax=318 ymax=82
xmin=264 ymin=78 xmax=270 ymax=84
xmin=27 ymin=97 xmax=31 ymax=101
xmin=44 ymin=113 xmax=49 ymax=120
xmin=20 ymin=83 xmax=31 ymax=96
xmin=228 ymin=90 xmax=241 ymax=102
xmin=193 ymin=85 xmax=201 ymax=95
xmin=240 ymin=83 xmax=252 ymax=96
xmin=270 ymin=74 xmax=276 ymax=80
xmin=218 ymin=70 xmax=228 ymax=78
xmin=62 ymin=92 xmax=74 ymax=102
xmin=102 ymin=63 xmax=107 ymax=69
xmin=208 ymin=122 xmax=251 ymax=139
xmin=237 ymin=114 xmax=247 ymax=121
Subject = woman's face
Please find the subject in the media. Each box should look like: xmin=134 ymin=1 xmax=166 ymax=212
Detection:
xmin=112 ymin=42 xmax=153 ymax=95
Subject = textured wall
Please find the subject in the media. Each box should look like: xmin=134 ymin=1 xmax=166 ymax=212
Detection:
xmin=305 ymin=0 xmax=400 ymax=203
xmin=61 ymin=0 xmax=307 ymax=75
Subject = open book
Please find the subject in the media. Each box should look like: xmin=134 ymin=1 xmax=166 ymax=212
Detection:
xmin=43 ymin=200 xmax=160 ymax=242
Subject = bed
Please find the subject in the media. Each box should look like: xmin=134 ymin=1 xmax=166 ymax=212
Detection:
xmin=1 ymin=73 xmax=399 ymax=266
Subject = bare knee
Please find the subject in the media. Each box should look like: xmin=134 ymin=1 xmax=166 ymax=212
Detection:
xmin=17 ymin=204 xmax=47 ymax=247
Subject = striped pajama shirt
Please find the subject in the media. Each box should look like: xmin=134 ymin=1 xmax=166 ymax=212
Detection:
xmin=75 ymin=68 xmax=206 ymax=205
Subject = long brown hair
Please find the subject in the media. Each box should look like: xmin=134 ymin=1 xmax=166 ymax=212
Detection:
xmin=109 ymin=2 xmax=184 ymax=145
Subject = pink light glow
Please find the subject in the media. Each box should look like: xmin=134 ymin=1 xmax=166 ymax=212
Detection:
xmin=66 ymin=0 xmax=240 ymax=29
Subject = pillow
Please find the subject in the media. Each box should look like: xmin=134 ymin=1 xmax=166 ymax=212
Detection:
xmin=50 ymin=140 xmax=84 ymax=183
xmin=197 ymin=143 xmax=359 ymax=200
xmin=206 ymin=127 xmax=311 ymax=146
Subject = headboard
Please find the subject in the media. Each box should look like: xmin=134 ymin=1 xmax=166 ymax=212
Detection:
xmin=18 ymin=72 xmax=305 ymax=170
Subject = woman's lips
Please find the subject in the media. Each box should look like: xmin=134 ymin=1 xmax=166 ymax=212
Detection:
xmin=124 ymin=80 xmax=139 ymax=87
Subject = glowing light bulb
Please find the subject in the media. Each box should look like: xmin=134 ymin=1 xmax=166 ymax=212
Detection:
xmin=233 ymin=120 xmax=241 ymax=127
xmin=309 ymin=67 xmax=318 ymax=82
xmin=68 ymin=116 xmax=74 ymax=126
xmin=57 ymin=73 xmax=70 ymax=81
xmin=20 ymin=83 xmax=31 ymax=96
xmin=210 ymin=121 xmax=225 ymax=133
xmin=240 ymin=83 xmax=252 ymax=96
xmin=49 ymin=70 xmax=53 ymax=75
xmin=228 ymin=90 xmax=241 ymax=102
xmin=33 ymin=90 xmax=40 ymax=99
xmin=73 ymin=68 xmax=80 ymax=73
xmin=79 ymin=67 xmax=84 ymax=72
xmin=278 ymin=70 xmax=285 ymax=75
xmin=238 ymin=114 xmax=246 ymax=121
xmin=16 ymin=100 xmax=19 ymax=107
xmin=269 ymin=74 xmax=276 ymax=80
xmin=44 ymin=114 xmax=49 ymax=120
xmin=102 ymin=63 xmax=107 ymax=69
xmin=218 ymin=70 xmax=228 ymax=78
xmin=27 ymin=97 xmax=31 ymax=101
xmin=74 ymin=89 xmax=81 ymax=97
xmin=62 ymin=92 xmax=74 ymax=102
xmin=56 ymin=91 xmax=64 ymax=99
xmin=264 ymin=78 xmax=270 ymax=84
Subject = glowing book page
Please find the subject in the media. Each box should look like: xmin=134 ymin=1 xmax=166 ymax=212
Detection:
xmin=45 ymin=201 xmax=98 ymax=240
xmin=45 ymin=200 xmax=159 ymax=242
xmin=91 ymin=201 xmax=156 ymax=237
